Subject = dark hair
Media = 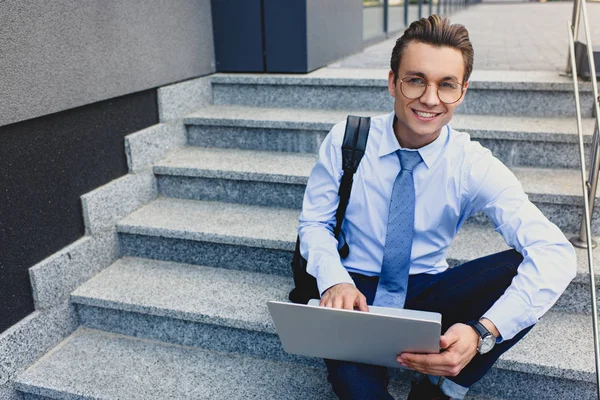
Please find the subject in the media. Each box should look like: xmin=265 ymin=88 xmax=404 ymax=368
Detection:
xmin=390 ymin=15 xmax=474 ymax=83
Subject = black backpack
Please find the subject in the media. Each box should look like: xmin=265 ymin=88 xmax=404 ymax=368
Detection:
xmin=289 ymin=115 xmax=371 ymax=304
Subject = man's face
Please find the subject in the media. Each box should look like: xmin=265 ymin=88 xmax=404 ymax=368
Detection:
xmin=388 ymin=41 xmax=468 ymax=148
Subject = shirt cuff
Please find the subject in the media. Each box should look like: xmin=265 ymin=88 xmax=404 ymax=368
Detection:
xmin=314 ymin=260 xmax=356 ymax=296
xmin=482 ymin=293 xmax=538 ymax=342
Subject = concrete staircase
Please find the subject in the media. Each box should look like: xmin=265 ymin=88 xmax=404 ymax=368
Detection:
xmin=13 ymin=69 xmax=600 ymax=399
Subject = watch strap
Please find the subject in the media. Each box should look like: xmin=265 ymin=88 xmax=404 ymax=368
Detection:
xmin=467 ymin=320 xmax=490 ymax=339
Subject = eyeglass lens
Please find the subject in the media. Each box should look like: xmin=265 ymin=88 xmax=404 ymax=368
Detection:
xmin=401 ymin=78 xmax=462 ymax=104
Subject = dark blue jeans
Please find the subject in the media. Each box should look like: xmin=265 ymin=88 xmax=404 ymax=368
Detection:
xmin=325 ymin=250 xmax=534 ymax=399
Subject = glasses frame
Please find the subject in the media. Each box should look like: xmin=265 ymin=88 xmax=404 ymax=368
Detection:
xmin=397 ymin=76 xmax=466 ymax=105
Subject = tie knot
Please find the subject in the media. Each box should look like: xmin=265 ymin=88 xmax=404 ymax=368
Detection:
xmin=398 ymin=150 xmax=422 ymax=171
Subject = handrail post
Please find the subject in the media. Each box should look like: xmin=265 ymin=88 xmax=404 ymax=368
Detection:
xmin=384 ymin=0 xmax=389 ymax=35
xmin=566 ymin=0 xmax=582 ymax=75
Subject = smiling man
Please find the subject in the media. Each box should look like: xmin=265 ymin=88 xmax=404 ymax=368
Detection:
xmin=298 ymin=15 xmax=576 ymax=399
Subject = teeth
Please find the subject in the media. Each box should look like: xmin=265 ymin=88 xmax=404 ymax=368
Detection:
xmin=414 ymin=110 xmax=437 ymax=118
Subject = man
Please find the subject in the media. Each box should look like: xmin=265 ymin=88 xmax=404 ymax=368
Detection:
xmin=298 ymin=15 xmax=576 ymax=399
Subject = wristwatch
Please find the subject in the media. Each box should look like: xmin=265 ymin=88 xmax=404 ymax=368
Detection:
xmin=467 ymin=320 xmax=496 ymax=354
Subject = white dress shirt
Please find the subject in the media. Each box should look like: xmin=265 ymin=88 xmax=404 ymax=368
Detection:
xmin=298 ymin=111 xmax=576 ymax=341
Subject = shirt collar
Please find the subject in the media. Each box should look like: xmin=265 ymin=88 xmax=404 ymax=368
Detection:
xmin=378 ymin=111 xmax=449 ymax=169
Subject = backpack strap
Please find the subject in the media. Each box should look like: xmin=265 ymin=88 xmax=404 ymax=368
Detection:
xmin=334 ymin=115 xmax=370 ymax=257
xmin=288 ymin=115 xmax=371 ymax=304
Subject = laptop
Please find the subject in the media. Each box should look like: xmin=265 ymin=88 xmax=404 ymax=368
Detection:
xmin=267 ymin=299 xmax=441 ymax=368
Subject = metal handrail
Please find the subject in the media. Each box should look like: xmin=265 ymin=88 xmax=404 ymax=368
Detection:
xmin=567 ymin=4 xmax=600 ymax=398
xmin=570 ymin=0 xmax=600 ymax=249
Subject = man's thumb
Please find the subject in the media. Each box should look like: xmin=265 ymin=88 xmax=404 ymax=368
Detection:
xmin=440 ymin=332 xmax=456 ymax=350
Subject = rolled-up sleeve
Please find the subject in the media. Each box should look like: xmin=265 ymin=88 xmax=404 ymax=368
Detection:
xmin=464 ymin=148 xmax=577 ymax=341
xmin=298 ymin=122 xmax=355 ymax=295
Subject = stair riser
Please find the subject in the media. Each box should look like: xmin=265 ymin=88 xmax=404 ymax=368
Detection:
xmin=213 ymin=83 xmax=594 ymax=118
xmin=187 ymin=125 xmax=327 ymax=154
xmin=118 ymin=234 xmax=293 ymax=276
xmin=119 ymin=232 xmax=596 ymax=314
xmin=155 ymin=175 xmax=599 ymax=232
xmin=157 ymin=176 xmax=306 ymax=209
xmin=20 ymin=394 xmax=50 ymax=400
xmin=187 ymin=125 xmax=590 ymax=169
xmin=75 ymin=304 xmax=319 ymax=368
xmin=478 ymin=138 xmax=590 ymax=170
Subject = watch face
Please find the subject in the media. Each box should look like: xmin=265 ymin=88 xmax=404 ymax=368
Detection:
xmin=480 ymin=335 xmax=495 ymax=354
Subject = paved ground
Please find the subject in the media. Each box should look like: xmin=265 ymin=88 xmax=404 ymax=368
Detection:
xmin=332 ymin=2 xmax=600 ymax=72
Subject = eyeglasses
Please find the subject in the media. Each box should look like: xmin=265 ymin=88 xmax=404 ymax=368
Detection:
xmin=398 ymin=76 xmax=466 ymax=104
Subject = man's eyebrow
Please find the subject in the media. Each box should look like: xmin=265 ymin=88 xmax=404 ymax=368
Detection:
xmin=405 ymin=71 xmax=426 ymax=79
xmin=442 ymin=75 xmax=461 ymax=82
xmin=404 ymin=71 xmax=461 ymax=82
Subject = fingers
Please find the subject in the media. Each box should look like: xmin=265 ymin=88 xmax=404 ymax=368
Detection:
xmin=333 ymin=295 xmax=345 ymax=310
xmin=398 ymin=352 xmax=463 ymax=377
xmin=440 ymin=333 xmax=456 ymax=350
xmin=398 ymin=324 xmax=479 ymax=377
xmin=356 ymin=293 xmax=369 ymax=312
xmin=439 ymin=323 xmax=463 ymax=350
xmin=319 ymin=283 xmax=368 ymax=311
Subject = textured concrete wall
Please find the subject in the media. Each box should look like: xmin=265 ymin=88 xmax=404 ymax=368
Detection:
xmin=306 ymin=0 xmax=363 ymax=71
xmin=0 ymin=0 xmax=215 ymax=127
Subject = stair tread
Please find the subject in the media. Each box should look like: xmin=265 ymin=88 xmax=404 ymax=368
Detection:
xmin=154 ymin=147 xmax=317 ymax=185
xmin=15 ymin=328 xmax=335 ymax=400
xmin=184 ymin=104 xmax=595 ymax=141
xmin=69 ymin=257 xmax=595 ymax=382
xmin=116 ymin=198 xmax=599 ymax=284
xmin=71 ymin=257 xmax=288 ymax=334
xmin=154 ymin=146 xmax=595 ymax=203
xmin=117 ymin=198 xmax=298 ymax=251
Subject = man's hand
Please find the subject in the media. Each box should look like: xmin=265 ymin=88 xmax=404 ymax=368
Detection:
xmin=397 ymin=323 xmax=479 ymax=377
xmin=320 ymin=283 xmax=369 ymax=311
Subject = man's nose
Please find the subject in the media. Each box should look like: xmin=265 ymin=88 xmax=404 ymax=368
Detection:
xmin=419 ymin=85 xmax=440 ymax=107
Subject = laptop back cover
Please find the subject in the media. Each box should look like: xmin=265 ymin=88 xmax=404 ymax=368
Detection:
xmin=267 ymin=301 xmax=441 ymax=368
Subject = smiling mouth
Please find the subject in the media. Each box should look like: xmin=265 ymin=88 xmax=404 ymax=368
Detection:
xmin=412 ymin=109 xmax=442 ymax=119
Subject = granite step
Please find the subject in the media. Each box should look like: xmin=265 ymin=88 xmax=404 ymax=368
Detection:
xmin=184 ymin=105 xmax=595 ymax=169
xmin=116 ymin=198 xmax=600 ymax=313
xmin=65 ymin=258 xmax=596 ymax=399
xmin=14 ymin=328 xmax=338 ymax=400
xmin=152 ymin=146 xmax=599 ymax=232
xmin=211 ymin=69 xmax=595 ymax=118
xmin=17 ymin=328 xmax=572 ymax=400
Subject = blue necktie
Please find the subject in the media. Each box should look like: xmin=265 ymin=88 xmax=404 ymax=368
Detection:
xmin=373 ymin=150 xmax=423 ymax=308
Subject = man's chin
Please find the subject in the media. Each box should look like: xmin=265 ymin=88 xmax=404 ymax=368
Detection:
xmin=398 ymin=130 xmax=441 ymax=149
xmin=411 ymin=126 xmax=443 ymax=139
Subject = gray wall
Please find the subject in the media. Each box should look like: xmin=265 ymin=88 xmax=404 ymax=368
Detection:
xmin=363 ymin=5 xmax=385 ymax=41
xmin=0 ymin=0 xmax=215 ymax=127
xmin=306 ymin=0 xmax=363 ymax=72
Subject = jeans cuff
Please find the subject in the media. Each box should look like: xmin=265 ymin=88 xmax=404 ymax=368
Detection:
xmin=427 ymin=375 xmax=469 ymax=399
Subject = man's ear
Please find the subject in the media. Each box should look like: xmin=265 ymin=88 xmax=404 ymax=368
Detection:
xmin=388 ymin=70 xmax=397 ymax=98
xmin=457 ymin=80 xmax=469 ymax=105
